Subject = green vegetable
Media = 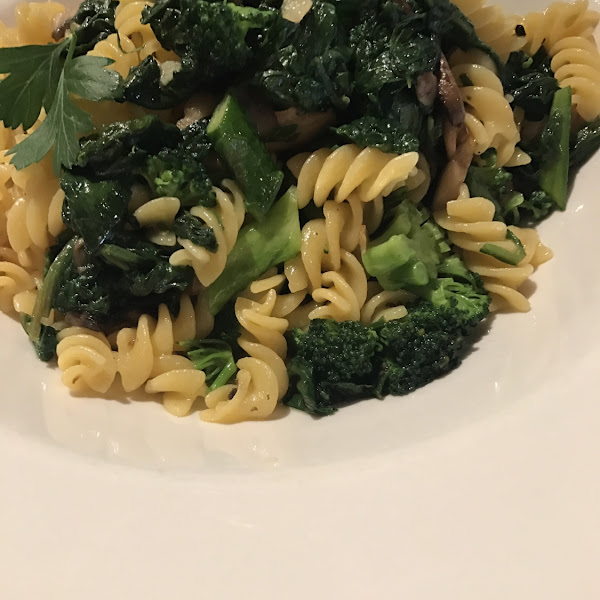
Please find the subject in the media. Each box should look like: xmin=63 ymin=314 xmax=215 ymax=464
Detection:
xmin=570 ymin=118 xmax=600 ymax=172
xmin=208 ymin=186 xmax=301 ymax=314
xmin=61 ymin=172 xmax=130 ymax=253
xmin=502 ymin=48 xmax=559 ymax=121
xmin=255 ymin=0 xmax=353 ymax=111
xmin=538 ymin=86 xmax=571 ymax=210
xmin=0 ymin=35 xmax=120 ymax=174
xmin=284 ymin=256 xmax=490 ymax=415
xmin=29 ymin=237 xmax=78 ymax=343
xmin=285 ymin=320 xmax=380 ymax=416
xmin=21 ymin=315 xmax=58 ymax=362
xmin=349 ymin=4 xmax=439 ymax=94
xmin=121 ymin=55 xmax=198 ymax=110
xmin=172 ymin=212 xmax=218 ymax=252
xmin=70 ymin=0 xmax=118 ymax=56
xmin=362 ymin=200 xmax=448 ymax=290
xmin=76 ymin=115 xmax=181 ymax=178
xmin=466 ymin=150 xmax=555 ymax=225
xmin=417 ymin=0 xmax=502 ymax=71
xmin=480 ymin=230 xmax=526 ymax=266
xmin=207 ymin=94 xmax=283 ymax=219
xmin=183 ymin=339 xmax=238 ymax=391
xmin=335 ymin=116 xmax=420 ymax=154
xmin=124 ymin=0 xmax=275 ymax=109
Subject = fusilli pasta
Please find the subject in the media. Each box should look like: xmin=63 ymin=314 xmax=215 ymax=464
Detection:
xmin=435 ymin=184 xmax=553 ymax=312
xmin=289 ymin=145 xmax=423 ymax=207
xmin=451 ymin=51 xmax=527 ymax=167
xmin=170 ymin=180 xmax=246 ymax=286
xmin=201 ymin=282 xmax=289 ymax=423
xmin=451 ymin=0 xmax=525 ymax=61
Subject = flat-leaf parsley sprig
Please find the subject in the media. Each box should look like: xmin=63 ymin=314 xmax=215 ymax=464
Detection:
xmin=0 ymin=33 xmax=120 ymax=175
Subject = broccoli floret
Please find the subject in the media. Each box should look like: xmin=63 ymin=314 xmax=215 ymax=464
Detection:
xmin=375 ymin=302 xmax=468 ymax=396
xmin=362 ymin=200 xmax=449 ymax=290
xmin=285 ymin=320 xmax=380 ymax=415
xmin=183 ymin=339 xmax=237 ymax=391
xmin=284 ymin=255 xmax=490 ymax=416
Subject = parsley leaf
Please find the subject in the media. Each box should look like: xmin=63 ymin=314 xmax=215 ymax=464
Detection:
xmin=0 ymin=38 xmax=68 ymax=129
xmin=0 ymin=36 xmax=120 ymax=174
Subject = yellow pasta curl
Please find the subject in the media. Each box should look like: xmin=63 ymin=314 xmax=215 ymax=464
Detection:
xmin=434 ymin=185 xmax=553 ymax=312
xmin=57 ymin=328 xmax=118 ymax=394
xmin=517 ymin=1 xmax=600 ymax=121
xmin=451 ymin=0 xmax=525 ymax=61
xmin=550 ymin=37 xmax=600 ymax=122
xmin=169 ymin=180 xmax=246 ymax=286
xmin=450 ymin=52 xmax=527 ymax=167
xmin=201 ymin=284 xmax=289 ymax=423
xmin=0 ymin=260 xmax=36 ymax=313
xmin=518 ymin=0 xmax=599 ymax=56
xmin=289 ymin=145 xmax=423 ymax=207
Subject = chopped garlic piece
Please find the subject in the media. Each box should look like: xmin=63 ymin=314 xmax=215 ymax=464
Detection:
xmin=281 ymin=0 xmax=313 ymax=23
xmin=159 ymin=60 xmax=182 ymax=86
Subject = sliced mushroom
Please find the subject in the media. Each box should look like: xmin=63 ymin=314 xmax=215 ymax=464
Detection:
xmin=268 ymin=107 xmax=335 ymax=152
xmin=176 ymin=93 xmax=221 ymax=130
xmin=438 ymin=55 xmax=465 ymax=127
xmin=433 ymin=123 xmax=474 ymax=210
xmin=52 ymin=11 xmax=73 ymax=41
xmin=416 ymin=71 xmax=438 ymax=109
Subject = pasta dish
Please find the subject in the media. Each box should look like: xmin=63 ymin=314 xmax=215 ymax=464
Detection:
xmin=0 ymin=0 xmax=598 ymax=423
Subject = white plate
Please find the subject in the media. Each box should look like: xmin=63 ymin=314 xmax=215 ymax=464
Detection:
xmin=1 ymin=1 xmax=600 ymax=598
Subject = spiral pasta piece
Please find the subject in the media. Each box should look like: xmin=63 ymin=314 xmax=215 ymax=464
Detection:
xmin=360 ymin=282 xmax=413 ymax=325
xmin=451 ymin=53 xmax=524 ymax=167
xmin=289 ymin=145 xmax=422 ymax=207
xmin=170 ymin=180 xmax=246 ymax=287
xmin=116 ymin=295 xmax=199 ymax=392
xmin=518 ymin=0 xmax=599 ymax=56
xmin=550 ymin=37 xmax=600 ymax=122
xmin=89 ymin=33 xmax=140 ymax=78
xmin=201 ymin=286 xmax=289 ymax=423
xmin=11 ymin=1 xmax=65 ymax=45
xmin=57 ymin=328 xmax=118 ymax=394
xmin=90 ymin=0 xmax=177 ymax=78
xmin=434 ymin=185 xmax=553 ymax=312
xmin=0 ymin=261 xmax=36 ymax=313
xmin=516 ymin=1 xmax=600 ymax=121
xmin=451 ymin=0 xmax=526 ymax=61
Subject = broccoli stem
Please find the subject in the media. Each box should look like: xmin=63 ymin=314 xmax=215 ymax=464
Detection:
xmin=207 ymin=94 xmax=283 ymax=220
xmin=539 ymin=86 xmax=572 ymax=210
xmin=28 ymin=236 xmax=77 ymax=343
xmin=208 ymin=186 xmax=301 ymax=315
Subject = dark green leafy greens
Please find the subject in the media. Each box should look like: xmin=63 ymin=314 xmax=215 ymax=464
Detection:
xmin=122 ymin=0 xmax=275 ymax=108
xmin=255 ymin=0 xmax=353 ymax=111
xmin=502 ymin=48 xmax=559 ymax=121
xmin=335 ymin=116 xmax=419 ymax=154
xmin=70 ymin=0 xmax=119 ymax=56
